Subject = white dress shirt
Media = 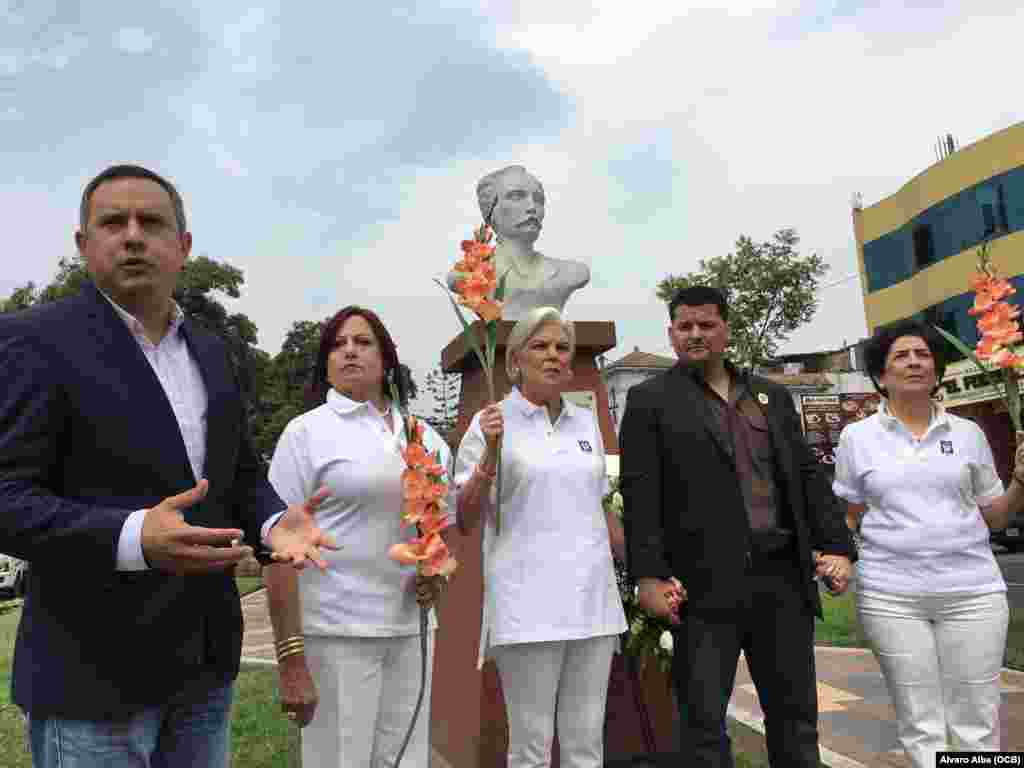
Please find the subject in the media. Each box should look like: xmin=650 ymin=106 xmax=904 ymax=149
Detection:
xmin=832 ymin=401 xmax=1006 ymax=595
xmin=455 ymin=387 xmax=627 ymax=668
xmin=269 ymin=389 xmax=455 ymax=637
xmin=105 ymin=294 xmax=282 ymax=571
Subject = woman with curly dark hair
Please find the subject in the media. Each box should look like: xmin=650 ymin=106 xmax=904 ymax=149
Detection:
xmin=833 ymin=319 xmax=1024 ymax=766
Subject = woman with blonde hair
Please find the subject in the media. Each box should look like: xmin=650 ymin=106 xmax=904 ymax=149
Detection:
xmin=455 ymin=306 xmax=626 ymax=768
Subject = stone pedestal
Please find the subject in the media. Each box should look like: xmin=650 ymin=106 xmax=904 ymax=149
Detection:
xmin=431 ymin=320 xmax=671 ymax=768
xmin=440 ymin=320 xmax=618 ymax=451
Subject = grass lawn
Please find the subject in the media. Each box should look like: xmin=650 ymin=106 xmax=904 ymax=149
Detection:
xmin=0 ymin=602 xmax=30 ymax=768
xmin=814 ymin=587 xmax=1024 ymax=671
xmin=0 ymin=602 xmax=297 ymax=768
xmin=814 ymin=590 xmax=868 ymax=648
xmin=237 ymin=575 xmax=265 ymax=597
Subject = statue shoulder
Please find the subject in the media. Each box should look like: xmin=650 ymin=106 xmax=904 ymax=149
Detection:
xmin=540 ymin=253 xmax=590 ymax=288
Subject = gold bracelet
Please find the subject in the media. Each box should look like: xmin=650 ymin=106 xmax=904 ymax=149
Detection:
xmin=277 ymin=646 xmax=305 ymax=663
xmin=275 ymin=638 xmax=305 ymax=656
xmin=275 ymin=635 xmax=304 ymax=650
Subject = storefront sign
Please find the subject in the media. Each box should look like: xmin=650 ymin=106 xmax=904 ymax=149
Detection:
xmin=936 ymin=359 xmax=1021 ymax=408
xmin=799 ymin=393 xmax=881 ymax=466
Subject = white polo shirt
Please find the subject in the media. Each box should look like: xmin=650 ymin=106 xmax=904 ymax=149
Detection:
xmin=832 ymin=401 xmax=1006 ymax=596
xmin=455 ymin=387 xmax=627 ymax=667
xmin=269 ymin=389 xmax=455 ymax=637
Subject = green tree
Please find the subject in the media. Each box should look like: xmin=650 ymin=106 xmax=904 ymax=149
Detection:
xmin=249 ymin=317 xmax=420 ymax=459
xmin=0 ymin=282 xmax=38 ymax=312
xmin=656 ymin=228 xmax=827 ymax=367
xmin=251 ymin=319 xmax=324 ymax=460
xmin=1 ymin=253 xmax=268 ymax=440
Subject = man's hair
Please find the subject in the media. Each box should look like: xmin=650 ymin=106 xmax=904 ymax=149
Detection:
xmin=863 ymin=319 xmax=947 ymax=397
xmin=668 ymin=285 xmax=729 ymax=323
xmin=476 ymin=165 xmax=543 ymax=223
xmin=80 ymin=165 xmax=187 ymax=234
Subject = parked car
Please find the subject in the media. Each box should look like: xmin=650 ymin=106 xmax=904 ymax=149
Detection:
xmin=992 ymin=512 xmax=1024 ymax=553
xmin=0 ymin=554 xmax=28 ymax=598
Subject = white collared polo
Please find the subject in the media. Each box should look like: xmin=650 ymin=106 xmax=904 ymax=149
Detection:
xmin=832 ymin=401 xmax=1006 ymax=595
xmin=269 ymin=389 xmax=455 ymax=637
xmin=455 ymin=387 xmax=627 ymax=667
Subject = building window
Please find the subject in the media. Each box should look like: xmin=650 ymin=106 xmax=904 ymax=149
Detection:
xmin=923 ymin=305 xmax=966 ymax=363
xmin=978 ymin=183 xmax=1009 ymax=238
xmin=912 ymin=224 xmax=935 ymax=269
xmin=998 ymin=183 xmax=1010 ymax=232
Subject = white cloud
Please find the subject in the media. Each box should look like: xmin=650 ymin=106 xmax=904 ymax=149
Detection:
xmin=4 ymin=0 xmax=1024 ymax=405
xmin=221 ymin=5 xmax=280 ymax=78
xmin=114 ymin=27 xmax=155 ymax=55
xmin=41 ymin=31 xmax=89 ymax=70
xmin=0 ymin=105 xmax=23 ymax=121
xmin=0 ymin=50 xmax=23 ymax=76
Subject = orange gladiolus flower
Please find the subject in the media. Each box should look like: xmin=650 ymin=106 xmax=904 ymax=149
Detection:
xmin=968 ymin=289 xmax=996 ymax=317
xmin=402 ymin=468 xmax=431 ymax=500
xmin=402 ymin=443 xmax=430 ymax=471
xmin=991 ymin=278 xmax=1017 ymax=302
xmin=457 ymin=240 xmax=495 ymax=270
xmin=977 ymin=302 xmax=1021 ymax=332
xmin=990 ymin=349 xmax=1022 ymax=369
xmin=976 ymin=336 xmax=998 ymax=360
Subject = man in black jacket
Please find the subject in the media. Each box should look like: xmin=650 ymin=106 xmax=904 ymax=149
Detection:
xmin=0 ymin=165 xmax=336 ymax=767
xmin=620 ymin=285 xmax=854 ymax=768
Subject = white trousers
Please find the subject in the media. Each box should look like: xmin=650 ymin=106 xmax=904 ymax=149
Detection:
xmin=857 ymin=589 xmax=1008 ymax=768
xmin=492 ymin=636 xmax=617 ymax=768
xmin=301 ymin=632 xmax=434 ymax=768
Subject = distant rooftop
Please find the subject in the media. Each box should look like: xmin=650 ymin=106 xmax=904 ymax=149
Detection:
xmin=604 ymin=346 xmax=676 ymax=371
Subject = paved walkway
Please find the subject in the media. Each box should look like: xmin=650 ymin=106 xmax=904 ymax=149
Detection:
xmin=241 ymin=590 xmax=1024 ymax=768
xmin=729 ymin=647 xmax=1024 ymax=768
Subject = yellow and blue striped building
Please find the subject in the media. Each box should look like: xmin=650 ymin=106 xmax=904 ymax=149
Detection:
xmin=853 ymin=121 xmax=1024 ymax=342
xmin=851 ymin=122 xmax=1024 ymax=484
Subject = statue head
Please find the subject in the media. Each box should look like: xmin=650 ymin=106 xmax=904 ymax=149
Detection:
xmin=477 ymin=165 xmax=545 ymax=246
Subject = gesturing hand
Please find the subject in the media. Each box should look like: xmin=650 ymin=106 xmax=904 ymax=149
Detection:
xmin=267 ymin=487 xmax=340 ymax=571
xmin=141 ymin=480 xmax=253 ymax=574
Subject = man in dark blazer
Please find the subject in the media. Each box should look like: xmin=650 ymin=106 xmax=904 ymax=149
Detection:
xmin=620 ymin=285 xmax=855 ymax=768
xmin=0 ymin=165 xmax=337 ymax=767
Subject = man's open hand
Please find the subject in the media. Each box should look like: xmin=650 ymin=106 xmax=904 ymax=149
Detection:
xmin=141 ymin=480 xmax=253 ymax=574
xmin=267 ymin=487 xmax=340 ymax=570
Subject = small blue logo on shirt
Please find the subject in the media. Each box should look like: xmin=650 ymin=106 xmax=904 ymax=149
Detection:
xmin=578 ymin=440 xmax=593 ymax=453
xmin=940 ymin=440 xmax=953 ymax=455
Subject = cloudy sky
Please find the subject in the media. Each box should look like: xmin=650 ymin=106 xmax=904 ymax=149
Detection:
xmin=3 ymin=0 xmax=1022 ymax=409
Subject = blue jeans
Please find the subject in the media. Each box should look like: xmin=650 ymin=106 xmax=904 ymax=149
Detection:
xmin=28 ymin=683 xmax=233 ymax=768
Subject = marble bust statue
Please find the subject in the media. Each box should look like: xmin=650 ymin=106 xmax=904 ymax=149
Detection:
xmin=448 ymin=165 xmax=590 ymax=320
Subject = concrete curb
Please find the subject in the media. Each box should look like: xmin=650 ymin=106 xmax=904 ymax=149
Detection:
xmin=726 ymin=702 xmax=869 ymax=768
xmin=813 ymin=643 xmax=1024 ymax=681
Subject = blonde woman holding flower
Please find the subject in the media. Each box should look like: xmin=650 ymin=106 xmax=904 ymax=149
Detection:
xmin=456 ymin=306 xmax=627 ymax=768
xmin=834 ymin=319 xmax=1024 ymax=767
xmin=263 ymin=306 xmax=454 ymax=768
